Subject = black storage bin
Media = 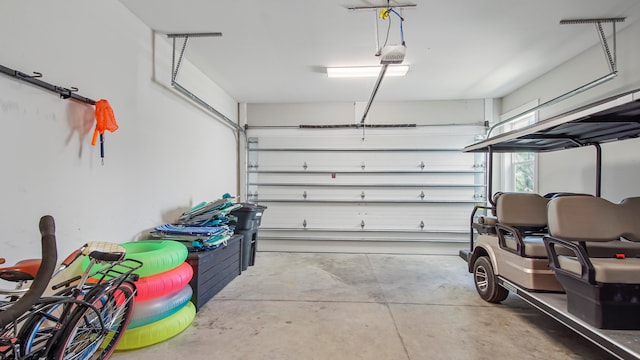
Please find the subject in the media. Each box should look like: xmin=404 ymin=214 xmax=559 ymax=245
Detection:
xmin=230 ymin=203 xmax=267 ymax=231
xmin=235 ymin=228 xmax=257 ymax=271
xmin=253 ymin=204 xmax=267 ymax=226
xmin=186 ymin=234 xmax=243 ymax=312
xmin=231 ymin=204 xmax=267 ymax=270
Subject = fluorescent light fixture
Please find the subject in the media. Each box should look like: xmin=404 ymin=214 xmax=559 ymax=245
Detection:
xmin=326 ymin=65 xmax=409 ymax=78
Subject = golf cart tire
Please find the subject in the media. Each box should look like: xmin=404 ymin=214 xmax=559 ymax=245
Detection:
xmin=473 ymin=256 xmax=509 ymax=303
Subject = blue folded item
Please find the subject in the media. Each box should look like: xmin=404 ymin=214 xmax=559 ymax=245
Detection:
xmin=176 ymin=196 xmax=241 ymax=227
xmin=179 ymin=196 xmax=239 ymax=221
xmin=191 ymin=233 xmax=232 ymax=251
xmin=177 ymin=214 xmax=223 ymax=227
xmin=154 ymin=224 xmax=229 ymax=236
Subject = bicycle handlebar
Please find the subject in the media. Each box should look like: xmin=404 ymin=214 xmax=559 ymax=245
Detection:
xmin=0 ymin=215 xmax=58 ymax=329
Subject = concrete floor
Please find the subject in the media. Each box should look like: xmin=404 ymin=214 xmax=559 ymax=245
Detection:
xmin=112 ymin=252 xmax=612 ymax=360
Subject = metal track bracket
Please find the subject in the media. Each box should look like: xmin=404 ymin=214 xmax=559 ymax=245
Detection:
xmin=168 ymin=32 xmax=242 ymax=132
xmin=560 ymin=17 xmax=625 ymax=72
xmin=488 ymin=17 xmax=625 ymax=137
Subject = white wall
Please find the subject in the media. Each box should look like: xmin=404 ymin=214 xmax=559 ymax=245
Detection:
xmin=501 ymin=19 xmax=640 ymax=201
xmin=0 ymin=1 xmax=239 ymax=265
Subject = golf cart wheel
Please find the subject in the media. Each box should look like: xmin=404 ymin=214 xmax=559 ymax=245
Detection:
xmin=473 ymin=256 xmax=508 ymax=303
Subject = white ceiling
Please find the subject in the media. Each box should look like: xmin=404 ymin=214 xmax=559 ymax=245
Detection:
xmin=119 ymin=0 xmax=640 ymax=104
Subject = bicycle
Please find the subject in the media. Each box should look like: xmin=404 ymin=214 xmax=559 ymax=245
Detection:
xmin=0 ymin=215 xmax=58 ymax=359
xmin=1 ymin=217 xmax=142 ymax=360
xmin=23 ymin=243 xmax=141 ymax=360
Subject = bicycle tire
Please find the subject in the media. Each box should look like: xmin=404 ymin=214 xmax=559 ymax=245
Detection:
xmin=18 ymin=283 xmax=96 ymax=358
xmin=50 ymin=281 xmax=135 ymax=360
xmin=91 ymin=281 xmax=136 ymax=360
xmin=18 ymin=297 xmax=77 ymax=359
xmin=49 ymin=299 xmax=105 ymax=360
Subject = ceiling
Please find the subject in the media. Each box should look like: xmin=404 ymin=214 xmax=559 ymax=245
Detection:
xmin=119 ymin=0 xmax=640 ymax=104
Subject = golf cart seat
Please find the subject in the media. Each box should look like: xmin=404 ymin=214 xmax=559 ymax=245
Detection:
xmin=544 ymin=196 xmax=640 ymax=329
xmin=496 ymin=193 xmax=640 ymax=258
xmin=494 ymin=192 xmax=549 ymax=257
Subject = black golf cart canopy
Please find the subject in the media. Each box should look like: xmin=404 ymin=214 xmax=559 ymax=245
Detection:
xmin=464 ymin=89 xmax=640 ymax=153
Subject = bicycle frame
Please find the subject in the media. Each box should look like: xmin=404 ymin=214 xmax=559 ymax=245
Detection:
xmin=1 ymin=248 xmax=142 ymax=360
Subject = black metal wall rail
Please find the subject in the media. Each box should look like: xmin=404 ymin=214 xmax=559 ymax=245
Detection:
xmin=0 ymin=64 xmax=96 ymax=105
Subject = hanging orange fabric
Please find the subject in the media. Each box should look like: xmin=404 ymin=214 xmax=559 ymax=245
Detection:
xmin=91 ymin=99 xmax=119 ymax=146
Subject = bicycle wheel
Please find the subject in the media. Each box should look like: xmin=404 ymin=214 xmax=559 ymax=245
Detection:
xmin=18 ymin=299 xmax=75 ymax=359
xmin=19 ymin=283 xmax=93 ymax=359
xmin=50 ymin=298 xmax=105 ymax=360
xmin=51 ymin=281 xmax=135 ymax=360
xmin=91 ymin=281 xmax=136 ymax=360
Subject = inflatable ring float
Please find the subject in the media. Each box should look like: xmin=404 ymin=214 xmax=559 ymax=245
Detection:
xmin=133 ymin=262 xmax=193 ymax=302
xmin=116 ymin=301 xmax=196 ymax=350
xmin=128 ymin=285 xmax=193 ymax=329
xmin=81 ymin=240 xmax=188 ymax=278
xmin=120 ymin=240 xmax=188 ymax=277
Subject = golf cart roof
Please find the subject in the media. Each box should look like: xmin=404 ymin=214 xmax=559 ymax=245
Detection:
xmin=464 ymin=89 xmax=640 ymax=153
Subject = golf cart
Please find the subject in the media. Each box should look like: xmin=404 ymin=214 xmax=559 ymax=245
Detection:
xmin=459 ymin=89 xmax=640 ymax=359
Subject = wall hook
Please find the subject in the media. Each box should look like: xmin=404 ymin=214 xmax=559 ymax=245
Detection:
xmin=302 ymin=219 xmax=307 ymax=229
xmin=360 ymin=220 xmax=365 ymax=229
xmin=420 ymin=221 xmax=425 ymax=230
xmin=303 ymin=161 xmax=308 ymax=170
xmin=2 ymin=64 xmax=96 ymax=106
xmin=361 ymin=191 xmax=366 ymax=200
xmin=16 ymin=71 xmax=43 ymax=79
xmin=420 ymin=161 xmax=425 ymax=171
xmin=70 ymin=87 xmax=79 ymax=92
xmin=420 ymin=191 xmax=425 ymax=200
xmin=303 ymin=191 xmax=308 ymax=199
xmin=361 ymin=161 xmax=366 ymax=170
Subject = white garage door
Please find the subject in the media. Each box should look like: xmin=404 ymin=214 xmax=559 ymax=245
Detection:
xmin=246 ymin=125 xmax=486 ymax=254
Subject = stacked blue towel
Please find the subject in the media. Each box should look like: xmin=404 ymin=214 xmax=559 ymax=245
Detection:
xmin=151 ymin=194 xmax=241 ymax=251
xmin=154 ymin=224 xmax=229 ymax=237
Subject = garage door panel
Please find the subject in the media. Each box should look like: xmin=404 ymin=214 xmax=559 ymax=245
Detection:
xmin=246 ymin=126 xmax=485 ymax=254
xmin=260 ymin=202 xmax=473 ymax=231
xmin=253 ymin=172 xmax=479 ymax=185
xmin=253 ymin=151 xmax=479 ymax=171
xmin=255 ymin=187 xmax=482 ymax=202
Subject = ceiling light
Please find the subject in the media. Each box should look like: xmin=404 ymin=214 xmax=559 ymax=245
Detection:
xmin=326 ymin=65 xmax=409 ymax=78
